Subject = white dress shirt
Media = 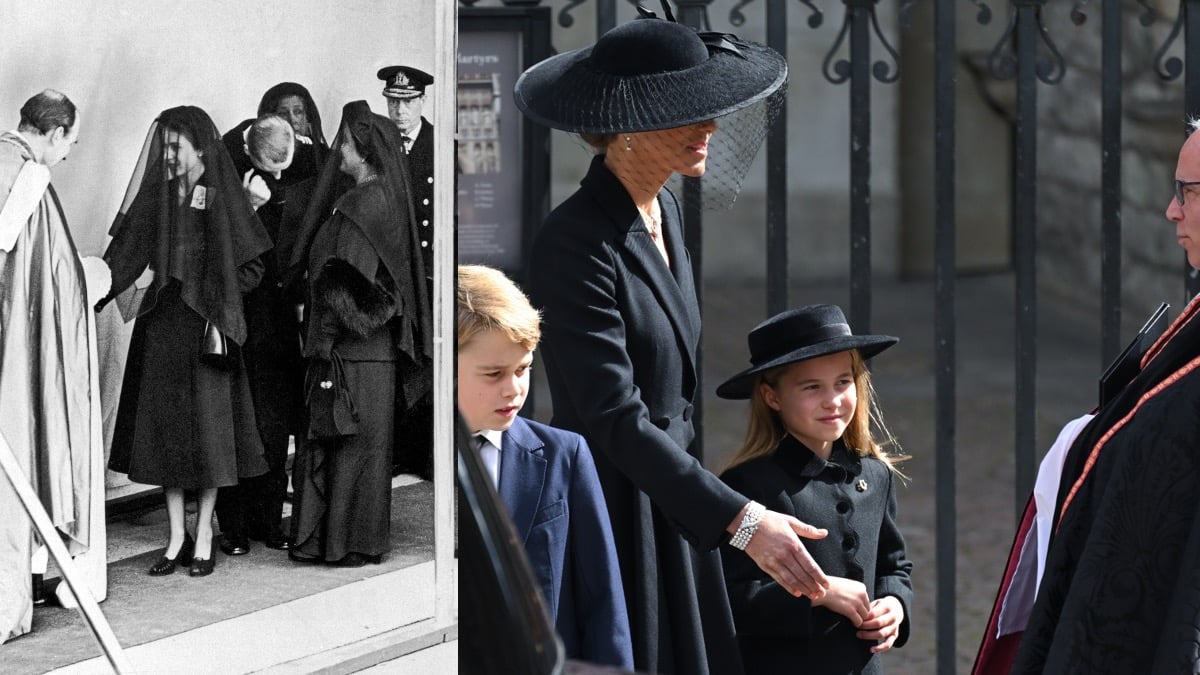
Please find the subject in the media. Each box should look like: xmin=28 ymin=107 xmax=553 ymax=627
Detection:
xmin=400 ymin=119 xmax=423 ymax=154
xmin=476 ymin=428 xmax=503 ymax=490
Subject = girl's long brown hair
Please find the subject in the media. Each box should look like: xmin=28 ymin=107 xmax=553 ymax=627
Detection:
xmin=723 ymin=349 xmax=907 ymax=477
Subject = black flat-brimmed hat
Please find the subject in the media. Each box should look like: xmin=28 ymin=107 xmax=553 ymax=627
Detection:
xmin=512 ymin=17 xmax=787 ymax=134
xmin=716 ymin=304 xmax=898 ymax=400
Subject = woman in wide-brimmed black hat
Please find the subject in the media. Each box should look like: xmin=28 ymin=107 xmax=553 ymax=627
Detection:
xmin=516 ymin=14 xmax=827 ymax=674
xmin=716 ymin=304 xmax=912 ymax=674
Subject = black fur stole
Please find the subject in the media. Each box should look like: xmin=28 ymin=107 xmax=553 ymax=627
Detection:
xmin=312 ymin=258 xmax=397 ymax=337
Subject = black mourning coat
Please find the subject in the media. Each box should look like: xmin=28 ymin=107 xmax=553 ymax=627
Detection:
xmin=407 ymin=117 xmax=433 ymax=281
xmin=1011 ymin=295 xmax=1200 ymax=673
xmin=528 ymin=156 xmax=747 ymax=675
xmin=721 ymin=437 xmax=912 ymax=675
xmin=219 ymin=120 xmax=304 ymax=390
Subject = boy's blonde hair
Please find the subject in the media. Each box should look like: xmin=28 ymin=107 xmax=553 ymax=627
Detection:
xmin=457 ymin=264 xmax=541 ymax=351
xmin=724 ymin=349 xmax=906 ymax=477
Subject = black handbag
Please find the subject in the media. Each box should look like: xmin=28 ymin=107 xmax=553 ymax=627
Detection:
xmin=305 ymin=352 xmax=359 ymax=439
xmin=199 ymin=321 xmax=234 ymax=370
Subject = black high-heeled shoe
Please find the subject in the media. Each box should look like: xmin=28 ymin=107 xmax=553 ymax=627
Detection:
xmin=148 ymin=534 xmax=194 ymax=576
xmin=189 ymin=536 xmax=215 ymax=577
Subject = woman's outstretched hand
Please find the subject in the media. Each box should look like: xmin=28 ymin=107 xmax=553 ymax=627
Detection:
xmin=742 ymin=510 xmax=830 ymax=599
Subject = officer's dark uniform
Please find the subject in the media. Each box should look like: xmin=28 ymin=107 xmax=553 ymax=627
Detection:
xmin=379 ymin=65 xmax=435 ymax=479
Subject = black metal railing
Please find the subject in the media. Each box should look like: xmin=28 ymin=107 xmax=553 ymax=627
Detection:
xmin=987 ymin=0 xmax=1062 ymax=522
xmin=933 ymin=1 xmax=965 ymax=670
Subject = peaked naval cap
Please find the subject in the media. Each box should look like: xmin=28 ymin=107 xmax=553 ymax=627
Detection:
xmin=378 ymin=65 xmax=433 ymax=99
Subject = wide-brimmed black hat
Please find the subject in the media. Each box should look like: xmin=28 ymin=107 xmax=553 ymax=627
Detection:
xmin=716 ymin=304 xmax=898 ymax=400
xmin=513 ymin=17 xmax=787 ymax=134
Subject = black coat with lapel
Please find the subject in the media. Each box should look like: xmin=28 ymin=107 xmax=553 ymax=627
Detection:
xmin=528 ymin=155 xmax=747 ymax=674
xmin=720 ymin=437 xmax=913 ymax=674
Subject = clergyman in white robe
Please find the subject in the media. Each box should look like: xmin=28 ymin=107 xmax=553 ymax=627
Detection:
xmin=0 ymin=127 xmax=107 ymax=642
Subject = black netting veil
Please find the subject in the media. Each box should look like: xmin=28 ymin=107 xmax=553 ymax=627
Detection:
xmin=667 ymin=83 xmax=785 ymax=210
xmin=516 ymin=16 xmax=788 ymax=210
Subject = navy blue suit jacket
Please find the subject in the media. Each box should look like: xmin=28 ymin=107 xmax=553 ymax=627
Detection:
xmin=498 ymin=416 xmax=634 ymax=669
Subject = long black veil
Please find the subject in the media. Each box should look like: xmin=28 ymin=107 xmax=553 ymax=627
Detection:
xmin=287 ymin=100 xmax=431 ymax=367
xmin=103 ymin=105 xmax=271 ymax=345
xmin=257 ymin=82 xmax=329 ymax=186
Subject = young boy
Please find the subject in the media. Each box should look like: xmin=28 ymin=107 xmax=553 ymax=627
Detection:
xmin=457 ymin=264 xmax=633 ymax=669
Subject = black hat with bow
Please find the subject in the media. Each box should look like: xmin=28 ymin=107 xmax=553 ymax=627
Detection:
xmin=513 ymin=15 xmax=787 ymax=135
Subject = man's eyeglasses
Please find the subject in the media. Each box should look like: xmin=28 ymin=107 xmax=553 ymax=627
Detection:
xmin=1176 ymin=179 xmax=1200 ymax=206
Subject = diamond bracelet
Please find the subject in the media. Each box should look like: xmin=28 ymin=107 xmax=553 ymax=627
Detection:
xmin=729 ymin=501 xmax=765 ymax=550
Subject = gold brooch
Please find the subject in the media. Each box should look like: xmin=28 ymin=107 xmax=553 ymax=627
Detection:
xmin=855 ymin=480 xmax=868 ymax=492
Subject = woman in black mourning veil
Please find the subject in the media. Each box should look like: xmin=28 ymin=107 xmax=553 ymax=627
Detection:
xmin=98 ymin=105 xmax=272 ymax=577
xmin=285 ymin=100 xmax=431 ymax=567
xmin=250 ymin=82 xmax=331 ymax=266
xmin=257 ymin=81 xmax=328 ymax=185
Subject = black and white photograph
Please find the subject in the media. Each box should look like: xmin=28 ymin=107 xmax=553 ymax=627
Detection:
xmin=0 ymin=1 xmax=456 ymax=672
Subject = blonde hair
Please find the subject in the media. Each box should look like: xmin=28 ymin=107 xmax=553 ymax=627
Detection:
xmin=724 ymin=349 xmax=907 ymax=477
xmin=457 ymin=264 xmax=541 ymax=352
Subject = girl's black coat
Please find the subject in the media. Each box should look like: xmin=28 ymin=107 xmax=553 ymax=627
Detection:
xmin=721 ymin=436 xmax=913 ymax=675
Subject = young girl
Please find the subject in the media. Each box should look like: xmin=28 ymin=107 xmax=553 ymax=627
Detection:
xmin=717 ymin=304 xmax=913 ymax=675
